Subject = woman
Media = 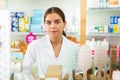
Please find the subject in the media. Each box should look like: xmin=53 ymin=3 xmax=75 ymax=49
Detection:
xmin=23 ymin=7 xmax=79 ymax=79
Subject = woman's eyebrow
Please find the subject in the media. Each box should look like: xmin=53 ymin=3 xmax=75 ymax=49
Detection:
xmin=55 ymin=19 xmax=61 ymax=21
xmin=45 ymin=19 xmax=61 ymax=21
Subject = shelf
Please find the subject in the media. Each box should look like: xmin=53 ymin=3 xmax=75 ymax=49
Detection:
xmin=10 ymin=32 xmax=47 ymax=36
xmin=87 ymin=32 xmax=120 ymax=37
xmin=66 ymin=32 xmax=80 ymax=36
xmin=87 ymin=7 xmax=120 ymax=11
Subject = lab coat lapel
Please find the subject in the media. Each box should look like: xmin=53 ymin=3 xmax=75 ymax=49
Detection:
xmin=45 ymin=35 xmax=56 ymax=64
xmin=56 ymin=36 xmax=66 ymax=64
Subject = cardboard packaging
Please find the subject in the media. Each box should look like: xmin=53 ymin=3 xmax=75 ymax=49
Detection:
xmin=45 ymin=65 xmax=62 ymax=80
xmin=110 ymin=44 xmax=117 ymax=78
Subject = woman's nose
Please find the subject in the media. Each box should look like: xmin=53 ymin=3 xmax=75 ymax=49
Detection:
xmin=50 ymin=22 xmax=56 ymax=28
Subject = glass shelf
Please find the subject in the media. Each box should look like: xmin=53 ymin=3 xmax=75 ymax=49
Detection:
xmin=87 ymin=7 xmax=120 ymax=11
xmin=87 ymin=32 xmax=120 ymax=37
xmin=10 ymin=32 xmax=47 ymax=36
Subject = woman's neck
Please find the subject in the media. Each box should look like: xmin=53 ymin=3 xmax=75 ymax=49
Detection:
xmin=50 ymin=36 xmax=62 ymax=45
xmin=50 ymin=36 xmax=63 ymax=57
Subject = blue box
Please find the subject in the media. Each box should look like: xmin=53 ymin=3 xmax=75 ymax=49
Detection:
xmin=11 ymin=12 xmax=17 ymax=17
xmin=31 ymin=16 xmax=43 ymax=24
xmin=30 ymin=24 xmax=42 ymax=33
xmin=32 ymin=9 xmax=44 ymax=17
xmin=16 ymin=12 xmax=24 ymax=18
xmin=11 ymin=52 xmax=23 ymax=61
xmin=110 ymin=16 xmax=114 ymax=24
xmin=109 ymin=24 xmax=114 ymax=33
xmin=11 ymin=16 xmax=19 ymax=22
xmin=114 ymin=16 xmax=119 ymax=24
xmin=11 ymin=26 xmax=18 ymax=32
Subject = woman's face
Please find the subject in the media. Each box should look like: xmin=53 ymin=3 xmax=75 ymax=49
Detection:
xmin=44 ymin=13 xmax=66 ymax=38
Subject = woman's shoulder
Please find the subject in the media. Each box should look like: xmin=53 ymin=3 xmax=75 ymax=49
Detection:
xmin=63 ymin=36 xmax=79 ymax=47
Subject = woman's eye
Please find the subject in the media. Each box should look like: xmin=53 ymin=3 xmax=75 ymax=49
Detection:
xmin=55 ymin=20 xmax=60 ymax=24
xmin=45 ymin=21 xmax=51 ymax=25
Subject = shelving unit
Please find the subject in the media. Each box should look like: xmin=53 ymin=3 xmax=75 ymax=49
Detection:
xmin=8 ymin=0 xmax=80 ymax=43
xmin=86 ymin=4 xmax=120 ymax=45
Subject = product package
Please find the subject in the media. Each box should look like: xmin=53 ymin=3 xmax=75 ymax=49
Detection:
xmin=45 ymin=65 xmax=62 ymax=80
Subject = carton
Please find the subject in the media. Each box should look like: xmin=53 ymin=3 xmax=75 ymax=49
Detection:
xmin=109 ymin=44 xmax=117 ymax=78
xmin=45 ymin=65 xmax=62 ymax=80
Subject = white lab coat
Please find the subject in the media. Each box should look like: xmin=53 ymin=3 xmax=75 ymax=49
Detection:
xmin=23 ymin=35 xmax=79 ymax=78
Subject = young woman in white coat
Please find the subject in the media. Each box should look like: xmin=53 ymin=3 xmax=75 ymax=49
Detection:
xmin=23 ymin=7 xmax=79 ymax=79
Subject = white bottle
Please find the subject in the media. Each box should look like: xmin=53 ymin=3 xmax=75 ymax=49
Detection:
xmin=90 ymin=38 xmax=96 ymax=74
xmin=104 ymin=25 xmax=109 ymax=33
xmin=101 ymin=38 xmax=109 ymax=72
xmin=101 ymin=38 xmax=109 ymax=53
xmin=90 ymin=38 xmax=96 ymax=51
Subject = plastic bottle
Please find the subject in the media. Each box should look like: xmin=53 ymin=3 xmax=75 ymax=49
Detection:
xmin=90 ymin=38 xmax=96 ymax=51
xmin=116 ymin=45 xmax=120 ymax=69
xmin=101 ymin=38 xmax=109 ymax=52
xmin=91 ymin=50 xmax=95 ymax=74
xmin=90 ymin=38 xmax=96 ymax=74
xmin=101 ymin=38 xmax=109 ymax=73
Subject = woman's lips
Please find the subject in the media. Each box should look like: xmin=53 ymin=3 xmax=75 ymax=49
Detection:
xmin=51 ymin=31 xmax=57 ymax=33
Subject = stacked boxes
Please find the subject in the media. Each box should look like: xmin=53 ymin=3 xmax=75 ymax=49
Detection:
xmin=30 ymin=9 xmax=44 ymax=33
xmin=11 ymin=9 xmax=44 ymax=33
xmin=11 ymin=12 xmax=30 ymax=32
xmin=110 ymin=16 xmax=120 ymax=33
xmin=11 ymin=12 xmax=19 ymax=32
